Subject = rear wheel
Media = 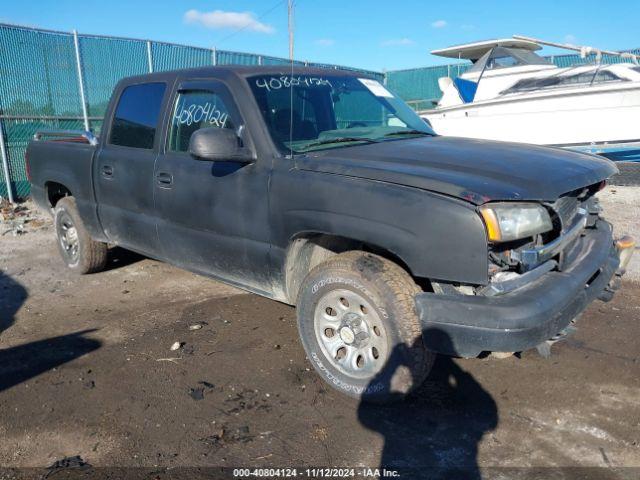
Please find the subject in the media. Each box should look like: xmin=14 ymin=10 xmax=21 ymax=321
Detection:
xmin=54 ymin=197 xmax=107 ymax=274
xmin=296 ymin=251 xmax=434 ymax=403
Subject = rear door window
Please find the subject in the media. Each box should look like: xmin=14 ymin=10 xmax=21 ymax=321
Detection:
xmin=109 ymin=82 xmax=166 ymax=149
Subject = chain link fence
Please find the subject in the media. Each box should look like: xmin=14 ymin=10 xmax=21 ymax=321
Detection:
xmin=0 ymin=23 xmax=383 ymax=201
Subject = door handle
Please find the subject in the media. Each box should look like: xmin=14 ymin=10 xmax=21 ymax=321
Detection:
xmin=156 ymin=172 xmax=173 ymax=186
xmin=101 ymin=165 xmax=113 ymax=177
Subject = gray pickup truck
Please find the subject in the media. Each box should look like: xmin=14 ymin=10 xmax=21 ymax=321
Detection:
xmin=27 ymin=66 xmax=634 ymax=402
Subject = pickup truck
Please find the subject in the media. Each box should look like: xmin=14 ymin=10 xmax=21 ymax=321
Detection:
xmin=27 ymin=66 xmax=635 ymax=402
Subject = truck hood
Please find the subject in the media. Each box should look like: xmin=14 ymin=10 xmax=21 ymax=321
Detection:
xmin=296 ymin=136 xmax=617 ymax=204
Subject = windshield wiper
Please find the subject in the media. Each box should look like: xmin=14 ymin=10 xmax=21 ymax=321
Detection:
xmin=383 ymin=130 xmax=435 ymax=137
xmin=299 ymin=137 xmax=378 ymax=150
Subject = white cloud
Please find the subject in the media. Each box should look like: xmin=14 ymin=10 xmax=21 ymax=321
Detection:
xmin=431 ymin=20 xmax=447 ymax=28
xmin=381 ymin=38 xmax=415 ymax=47
xmin=315 ymin=38 xmax=335 ymax=47
xmin=564 ymin=34 xmax=577 ymax=44
xmin=184 ymin=9 xmax=275 ymax=34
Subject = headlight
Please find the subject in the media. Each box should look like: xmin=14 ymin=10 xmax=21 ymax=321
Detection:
xmin=479 ymin=203 xmax=553 ymax=242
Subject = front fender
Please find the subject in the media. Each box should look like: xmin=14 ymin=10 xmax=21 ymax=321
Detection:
xmin=271 ymin=169 xmax=489 ymax=285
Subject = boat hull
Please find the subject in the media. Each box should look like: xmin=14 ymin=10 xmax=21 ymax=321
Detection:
xmin=421 ymin=84 xmax=640 ymax=149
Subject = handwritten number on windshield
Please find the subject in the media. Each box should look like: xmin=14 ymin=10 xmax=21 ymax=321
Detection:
xmin=255 ymin=76 xmax=333 ymax=92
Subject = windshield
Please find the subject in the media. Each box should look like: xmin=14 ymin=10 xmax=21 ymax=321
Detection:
xmin=468 ymin=47 xmax=552 ymax=73
xmin=247 ymin=74 xmax=435 ymax=153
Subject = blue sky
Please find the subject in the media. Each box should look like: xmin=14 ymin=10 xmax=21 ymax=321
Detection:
xmin=3 ymin=0 xmax=640 ymax=72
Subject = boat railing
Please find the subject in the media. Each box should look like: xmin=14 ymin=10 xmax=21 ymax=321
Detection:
xmin=514 ymin=35 xmax=639 ymax=66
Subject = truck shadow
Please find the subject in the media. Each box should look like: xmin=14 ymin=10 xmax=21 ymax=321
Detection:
xmin=0 ymin=270 xmax=27 ymax=336
xmin=1 ymin=270 xmax=101 ymax=393
xmin=357 ymin=330 xmax=497 ymax=479
xmin=102 ymin=246 xmax=146 ymax=272
xmin=0 ymin=329 xmax=101 ymax=392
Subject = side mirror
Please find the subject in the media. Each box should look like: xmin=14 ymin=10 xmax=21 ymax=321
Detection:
xmin=438 ymin=76 xmax=453 ymax=93
xmin=188 ymin=128 xmax=253 ymax=163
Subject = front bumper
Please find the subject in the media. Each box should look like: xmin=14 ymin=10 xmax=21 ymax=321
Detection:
xmin=416 ymin=220 xmax=629 ymax=358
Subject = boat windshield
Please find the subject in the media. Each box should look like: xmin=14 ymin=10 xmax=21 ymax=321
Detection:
xmin=502 ymin=69 xmax=625 ymax=95
xmin=467 ymin=47 xmax=552 ymax=73
xmin=247 ymin=74 xmax=435 ymax=154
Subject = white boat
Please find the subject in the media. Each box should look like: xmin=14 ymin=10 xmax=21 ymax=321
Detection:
xmin=420 ymin=36 xmax=640 ymax=159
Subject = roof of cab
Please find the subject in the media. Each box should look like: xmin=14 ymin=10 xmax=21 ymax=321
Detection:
xmin=118 ymin=65 xmax=370 ymax=85
xmin=431 ymin=38 xmax=542 ymax=61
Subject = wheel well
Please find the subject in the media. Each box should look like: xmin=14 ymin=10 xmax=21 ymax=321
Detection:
xmin=283 ymin=233 xmax=415 ymax=304
xmin=45 ymin=182 xmax=72 ymax=208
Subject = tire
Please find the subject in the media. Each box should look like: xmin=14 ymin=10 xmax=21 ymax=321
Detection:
xmin=54 ymin=197 xmax=108 ymax=274
xmin=296 ymin=251 xmax=434 ymax=403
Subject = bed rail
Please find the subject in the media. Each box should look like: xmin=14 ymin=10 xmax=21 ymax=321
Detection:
xmin=33 ymin=130 xmax=99 ymax=146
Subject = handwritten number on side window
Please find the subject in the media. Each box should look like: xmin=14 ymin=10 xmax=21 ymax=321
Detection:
xmin=174 ymin=100 xmax=229 ymax=128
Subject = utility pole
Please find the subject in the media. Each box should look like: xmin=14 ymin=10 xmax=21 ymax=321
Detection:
xmin=288 ymin=0 xmax=294 ymax=61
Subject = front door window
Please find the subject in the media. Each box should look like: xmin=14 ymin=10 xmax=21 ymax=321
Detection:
xmin=168 ymin=90 xmax=238 ymax=153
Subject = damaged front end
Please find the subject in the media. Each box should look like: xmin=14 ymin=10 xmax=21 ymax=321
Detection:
xmin=416 ymin=182 xmax=635 ymax=358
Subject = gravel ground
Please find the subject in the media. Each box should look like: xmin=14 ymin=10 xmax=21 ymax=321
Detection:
xmin=0 ymin=192 xmax=638 ymax=476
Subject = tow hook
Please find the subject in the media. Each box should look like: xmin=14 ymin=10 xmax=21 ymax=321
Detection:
xmin=599 ymin=236 xmax=636 ymax=302
xmin=615 ymin=235 xmax=635 ymax=273
xmin=599 ymin=274 xmax=621 ymax=302
xmin=536 ymin=324 xmax=578 ymax=358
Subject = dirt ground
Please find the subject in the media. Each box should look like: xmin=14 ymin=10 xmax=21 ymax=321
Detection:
xmin=0 ymin=187 xmax=639 ymax=477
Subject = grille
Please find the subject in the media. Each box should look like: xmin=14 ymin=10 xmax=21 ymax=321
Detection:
xmin=553 ymin=195 xmax=580 ymax=231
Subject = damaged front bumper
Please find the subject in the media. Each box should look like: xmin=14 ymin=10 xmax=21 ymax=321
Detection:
xmin=416 ymin=220 xmax=633 ymax=358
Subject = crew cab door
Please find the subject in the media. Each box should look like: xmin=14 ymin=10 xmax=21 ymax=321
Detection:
xmin=94 ymin=81 xmax=169 ymax=255
xmin=154 ymin=80 xmax=272 ymax=294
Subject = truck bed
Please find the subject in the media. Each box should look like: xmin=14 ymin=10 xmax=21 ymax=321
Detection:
xmin=27 ymin=130 xmax=104 ymax=241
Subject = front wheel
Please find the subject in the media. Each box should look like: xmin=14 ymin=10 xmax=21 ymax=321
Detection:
xmin=54 ymin=197 xmax=108 ymax=274
xmin=296 ymin=251 xmax=434 ymax=403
